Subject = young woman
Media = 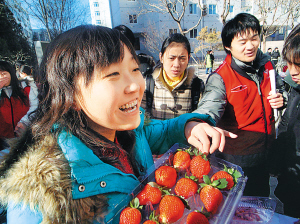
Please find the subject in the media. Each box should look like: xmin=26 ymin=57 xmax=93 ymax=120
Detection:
xmin=0 ymin=25 xmax=235 ymax=224
xmin=0 ymin=61 xmax=30 ymax=144
xmin=141 ymin=33 xmax=204 ymax=120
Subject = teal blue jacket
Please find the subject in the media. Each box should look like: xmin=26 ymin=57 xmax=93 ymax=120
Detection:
xmin=6 ymin=108 xmax=214 ymax=224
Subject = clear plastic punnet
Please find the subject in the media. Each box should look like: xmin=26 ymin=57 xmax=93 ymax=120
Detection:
xmin=109 ymin=143 xmax=248 ymax=224
xmin=232 ymin=196 xmax=277 ymax=224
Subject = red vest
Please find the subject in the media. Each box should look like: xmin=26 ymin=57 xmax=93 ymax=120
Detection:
xmin=216 ymin=55 xmax=275 ymax=155
xmin=0 ymin=87 xmax=30 ymax=138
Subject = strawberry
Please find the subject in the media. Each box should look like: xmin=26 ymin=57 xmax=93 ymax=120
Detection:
xmin=159 ymin=195 xmax=186 ymax=224
xmin=174 ymin=175 xmax=198 ymax=199
xmin=199 ymin=175 xmax=227 ymax=214
xmin=186 ymin=211 xmax=209 ymax=224
xmin=136 ymin=182 xmax=162 ymax=205
xmin=190 ymin=150 xmax=211 ymax=179
xmin=173 ymin=149 xmax=191 ymax=171
xmin=143 ymin=211 xmax=159 ymax=224
xmin=211 ymin=165 xmax=242 ymax=190
xmin=155 ymin=165 xmax=177 ymax=188
xmin=119 ymin=198 xmax=142 ymax=224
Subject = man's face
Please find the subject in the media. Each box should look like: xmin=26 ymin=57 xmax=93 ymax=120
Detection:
xmin=226 ymin=29 xmax=260 ymax=63
xmin=287 ymin=61 xmax=300 ymax=85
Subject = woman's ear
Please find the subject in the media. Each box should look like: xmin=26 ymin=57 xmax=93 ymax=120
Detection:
xmin=159 ymin=52 xmax=163 ymax=64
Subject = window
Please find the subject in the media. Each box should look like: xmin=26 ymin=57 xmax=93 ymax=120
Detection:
xmin=190 ymin=29 xmax=197 ymax=38
xmin=93 ymin=2 xmax=99 ymax=7
xmin=96 ymin=20 xmax=101 ymax=25
xmin=167 ymin=3 xmax=176 ymax=12
xmin=209 ymin=5 xmax=216 ymax=14
xmin=189 ymin=4 xmax=197 ymax=14
xmin=95 ymin=11 xmax=100 ymax=16
xmin=169 ymin=29 xmax=177 ymax=36
xmin=129 ymin=14 xmax=137 ymax=23
xmin=228 ymin=5 xmax=233 ymax=13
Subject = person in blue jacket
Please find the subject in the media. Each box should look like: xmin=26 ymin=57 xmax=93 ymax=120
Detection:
xmin=0 ymin=25 xmax=236 ymax=224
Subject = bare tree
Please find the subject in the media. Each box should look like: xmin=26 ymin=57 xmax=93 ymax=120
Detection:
xmin=220 ymin=0 xmax=230 ymax=24
xmin=22 ymin=0 xmax=89 ymax=41
xmin=255 ymin=0 xmax=290 ymax=52
xmin=140 ymin=0 xmax=204 ymax=36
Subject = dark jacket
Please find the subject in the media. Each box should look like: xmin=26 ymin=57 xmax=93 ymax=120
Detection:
xmin=268 ymin=71 xmax=300 ymax=182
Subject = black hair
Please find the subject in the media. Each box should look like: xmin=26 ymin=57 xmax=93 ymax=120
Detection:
xmin=113 ymin=25 xmax=136 ymax=47
xmin=221 ymin=13 xmax=261 ymax=54
xmin=160 ymin=33 xmax=191 ymax=56
xmin=282 ymin=23 xmax=300 ymax=65
xmin=0 ymin=61 xmax=28 ymax=105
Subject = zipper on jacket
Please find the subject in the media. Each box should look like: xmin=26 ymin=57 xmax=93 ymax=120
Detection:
xmin=8 ymin=97 xmax=16 ymax=137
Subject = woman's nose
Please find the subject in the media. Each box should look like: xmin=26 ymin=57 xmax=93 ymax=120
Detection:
xmin=289 ymin=64 xmax=300 ymax=76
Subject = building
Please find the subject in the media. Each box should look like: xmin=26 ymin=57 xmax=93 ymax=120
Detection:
xmin=89 ymin=0 xmax=299 ymax=60
xmin=32 ymin=29 xmax=50 ymax=42
xmin=4 ymin=0 xmax=33 ymax=46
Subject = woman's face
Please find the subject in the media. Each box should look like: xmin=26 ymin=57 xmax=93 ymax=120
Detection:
xmin=0 ymin=70 xmax=11 ymax=88
xmin=75 ymin=46 xmax=145 ymax=141
xmin=159 ymin=42 xmax=189 ymax=79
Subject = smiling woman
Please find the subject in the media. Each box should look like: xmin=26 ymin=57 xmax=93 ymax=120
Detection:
xmin=0 ymin=25 xmax=235 ymax=224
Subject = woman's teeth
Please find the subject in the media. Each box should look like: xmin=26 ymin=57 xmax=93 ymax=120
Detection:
xmin=120 ymin=100 xmax=138 ymax=112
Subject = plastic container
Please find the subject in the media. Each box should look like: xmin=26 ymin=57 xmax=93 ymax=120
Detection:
xmin=113 ymin=143 xmax=248 ymax=224
xmin=232 ymin=196 xmax=277 ymax=224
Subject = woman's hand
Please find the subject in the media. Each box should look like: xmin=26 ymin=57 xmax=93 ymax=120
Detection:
xmin=267 ymin=91 xmax=284 ymax=109
xmin=185 ymin=121 xmax=237 ymax=155
xmin=0 ymin=73 xmax=10 ymax=89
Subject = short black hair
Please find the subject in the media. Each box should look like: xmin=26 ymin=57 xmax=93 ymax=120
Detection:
xmin=221 ymin=13 xmax=261 ymax=54
xmin=161 ymin=33 xmax=191 ymax=56
xmin=113 ymin=25 xmax=136 ymax=47
xmin=282 ymin=23 xmax=300 ymax=65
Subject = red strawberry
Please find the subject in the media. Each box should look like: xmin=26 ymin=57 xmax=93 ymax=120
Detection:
xmin=119 ymin=198 xmax=142 ymax=224
xmin=143 ymin=221 xmax=157 ymax=224
xmin=199 ymin=175 xmax=227 ymax=214
xmin=155 ymin=165 xmax=177 ymax=188
xmin=173 ymin=149 xmax=191 ymax=171
xmin=174 ymin=176 xmax=198 ymax=199
xmin=186 ymin=211 xmax=209 ymax=224
xmin=136 ymin=182 xmax=162 ymax=205
xmin=159 ymin=195 xmax=185 ymax=224
xmin=190 ymin=151 xmax=210 ymax=179
xmin=211 ymin=165 xmax=242 ymax=190
xmin=143 ymin=211 xmax=159 ymax=224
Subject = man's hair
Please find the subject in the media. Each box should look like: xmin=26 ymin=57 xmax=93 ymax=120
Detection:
xmin=221 ymin=13 xmax=261 ymax=54
xmin=282 ymin=23 xmax=300 ymax=65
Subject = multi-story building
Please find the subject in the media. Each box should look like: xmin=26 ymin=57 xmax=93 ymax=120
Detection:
xmin=89 ymin=0 xmax=299 ymax=60
xmin=4 ymin=0 xmax=33 ymax=46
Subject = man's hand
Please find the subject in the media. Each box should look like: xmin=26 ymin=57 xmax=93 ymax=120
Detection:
xmin=184 ymin=121 xmax=237 ymax=155
xmin=267 ymin=91 xmax=284 ymax=109
xmin=14 ymin=122 xmax=26 ymax=137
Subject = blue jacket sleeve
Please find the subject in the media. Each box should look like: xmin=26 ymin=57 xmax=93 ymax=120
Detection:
xmin=7 ymin=202 xmax=43 ymax=224
xmin=144 ymin=112 xmax=215 ymax=155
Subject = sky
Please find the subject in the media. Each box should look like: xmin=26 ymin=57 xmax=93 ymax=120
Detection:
xmin=28 ymin=0 xmax=91 ymax=29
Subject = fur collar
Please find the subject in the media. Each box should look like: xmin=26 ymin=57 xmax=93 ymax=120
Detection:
xmin=0 ymin=134 xmax=108 ymax=224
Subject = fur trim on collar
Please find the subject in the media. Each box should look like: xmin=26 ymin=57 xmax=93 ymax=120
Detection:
xmin=0 ymin=134 xmax=108 ymax=224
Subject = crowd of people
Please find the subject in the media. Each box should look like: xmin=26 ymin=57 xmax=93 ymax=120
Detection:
xmin=0 ymin=12 xmax=299 ymax=223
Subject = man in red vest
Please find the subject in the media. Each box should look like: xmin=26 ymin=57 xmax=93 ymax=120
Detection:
xmin=194 ymin=13 xmax=286 ymax=197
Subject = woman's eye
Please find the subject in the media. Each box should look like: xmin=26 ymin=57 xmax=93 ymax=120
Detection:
xmin=105 ymin=72 xmax=119 ymax=78
xmin=133 ymin=67 xmax=140 ymax=72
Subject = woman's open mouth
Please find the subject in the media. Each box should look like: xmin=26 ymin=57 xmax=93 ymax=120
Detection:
xmin=119 ymin=100 xmax=138 ymax=113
